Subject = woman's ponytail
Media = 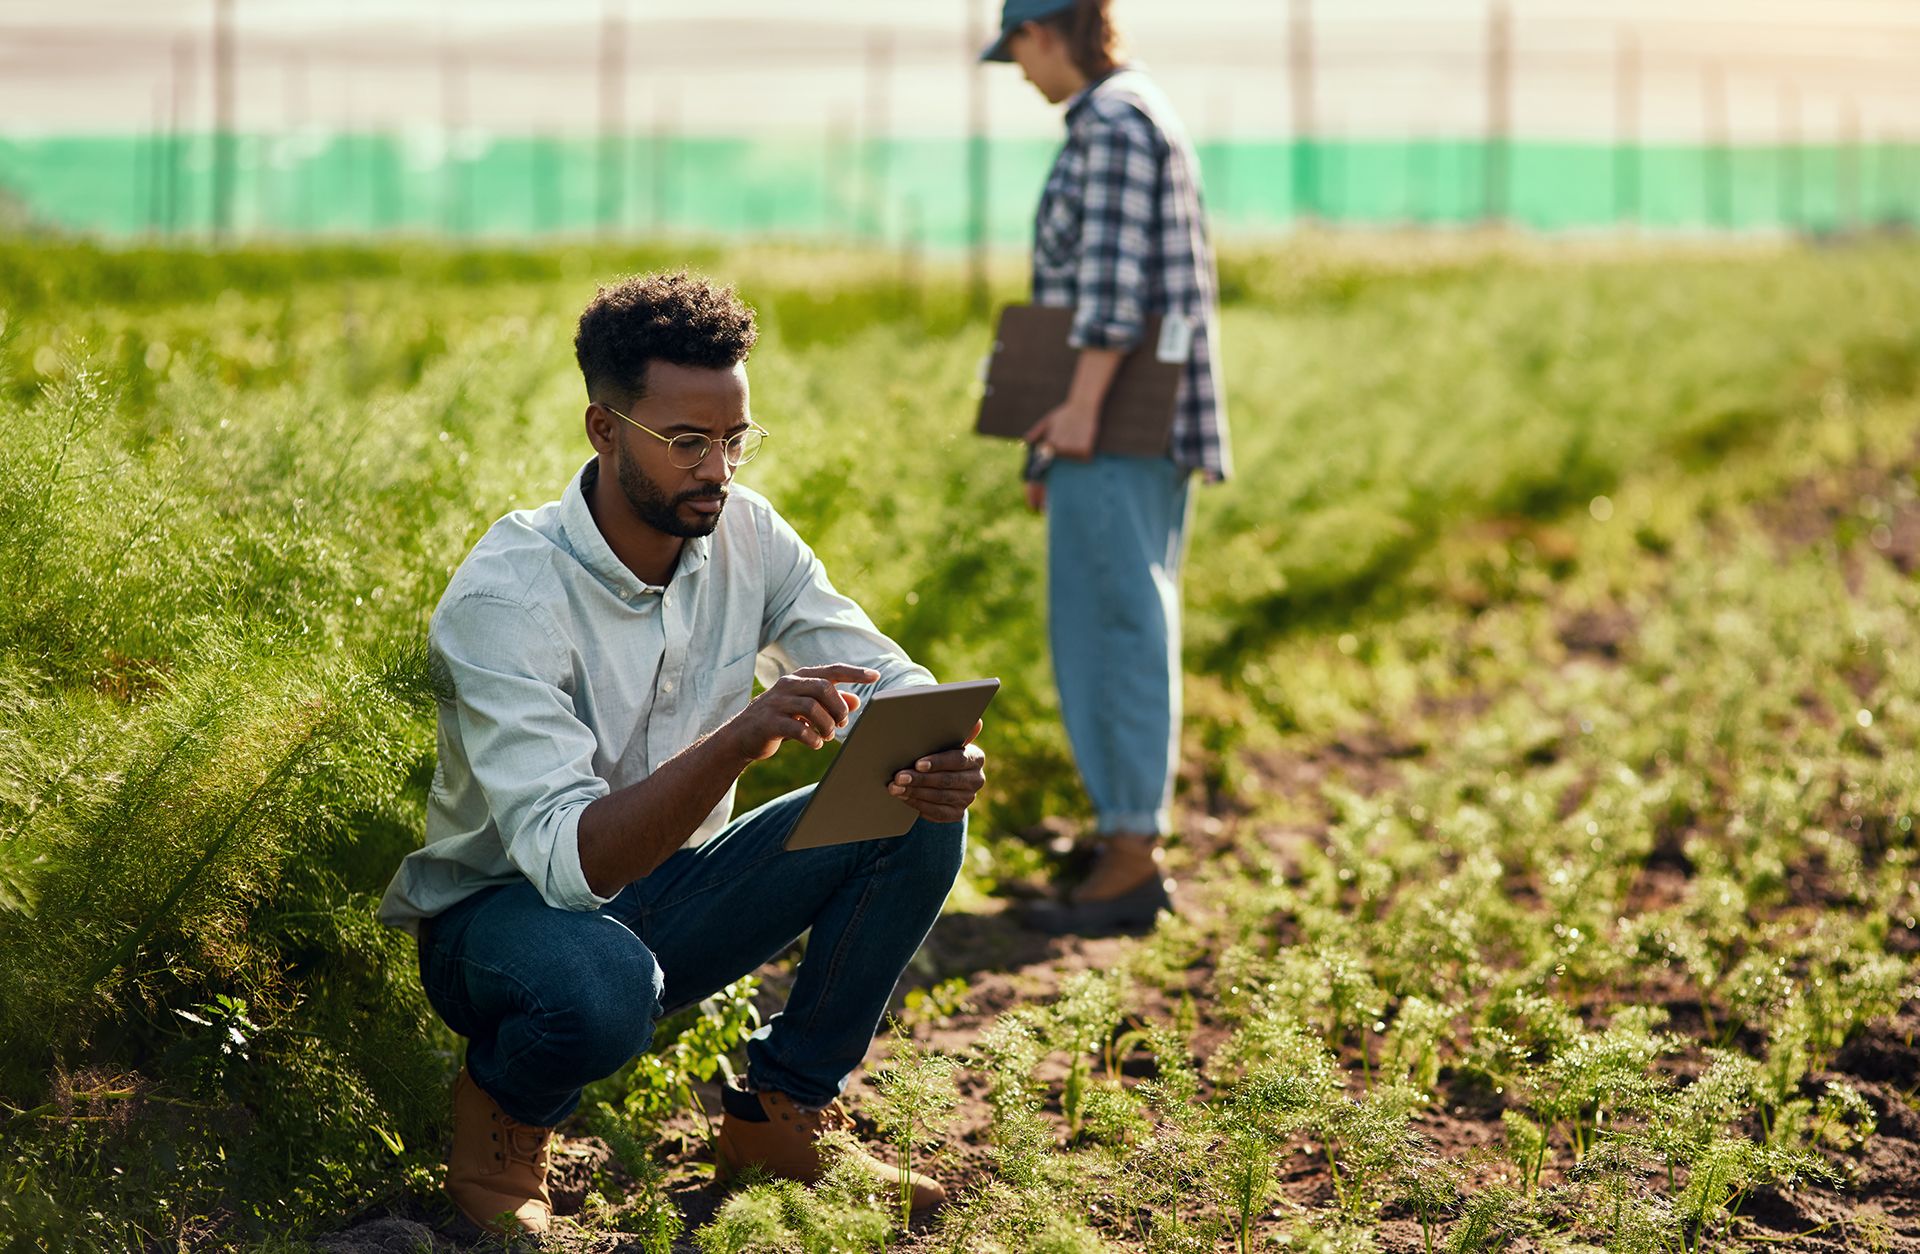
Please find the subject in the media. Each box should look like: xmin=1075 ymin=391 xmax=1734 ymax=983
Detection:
xmin=1040 ymin=0 xmax=1125 ymax=81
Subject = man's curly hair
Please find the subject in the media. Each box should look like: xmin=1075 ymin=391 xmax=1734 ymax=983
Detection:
xmin=573 ymin=270 xmax=759 ymax=402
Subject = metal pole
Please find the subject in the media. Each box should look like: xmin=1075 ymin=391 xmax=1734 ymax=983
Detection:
xmin=148 ymin=85 xmax=167 ymax=235
xmin=1287 ymin=0 xmax=1315 ymax=223
xmin=1778 ymin=83 xmax=1802 ymax=232
xmin=1702 ymin=62 xmax=1731 ymax=229
xmin=965 ymin=0 xmax=990 ymax=316
xmin=862 ymin=29 xmax=895 ymax=242
xmin=1207 ymin=89 xmax=1233 ymax=224
xmin=441 ymin=48 xmax=469 ymax=235
xmin=212 ymin=0 xmax=236 ymax=241
xmin=1483 ymin=0 xmax=1511 ymax=226
xmin=1839 ymin=98 xmax=1861 ymax=233
xmin=1614 ymin=28 xmax=1640 ymax=227
xmin=168 ymin=37 xmax=194 ymax=237
xmin=283 ymin=52 xmax=307 ymax=235
xmin=598 ymin=0 xmax=627 ymax=235
xmin=651 ymin=80 xmax=679 ymax=234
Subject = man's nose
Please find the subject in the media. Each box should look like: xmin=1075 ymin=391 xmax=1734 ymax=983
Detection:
xmin=694 ymin=445 xmax=733 ymax=484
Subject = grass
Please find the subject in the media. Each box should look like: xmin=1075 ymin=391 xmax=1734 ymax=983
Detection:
xmin=0 ymin=234 xmax=1915 ymax=1250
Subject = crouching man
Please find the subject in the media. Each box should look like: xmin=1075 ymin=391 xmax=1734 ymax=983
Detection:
xmin=378 ymin=272 xmax=984 ymax=1236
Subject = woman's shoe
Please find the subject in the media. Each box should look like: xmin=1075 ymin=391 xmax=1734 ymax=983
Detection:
xmin=1025 ymin=835 xmax=1172 ymax=936
xmin=1025 ymin=871 xmax=1172 ymax=935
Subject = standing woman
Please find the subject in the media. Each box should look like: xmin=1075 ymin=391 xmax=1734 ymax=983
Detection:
xmin=984 ymin=0 xmax=1231 ymax=934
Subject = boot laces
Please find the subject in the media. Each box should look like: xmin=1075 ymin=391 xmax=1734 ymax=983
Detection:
xmin=498 ymin=1114 xmax=552 ymax=1169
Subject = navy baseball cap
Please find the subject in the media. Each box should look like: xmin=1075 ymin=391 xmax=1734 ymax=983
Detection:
xmin=978 ymin=0 xmax=1077 ymax=62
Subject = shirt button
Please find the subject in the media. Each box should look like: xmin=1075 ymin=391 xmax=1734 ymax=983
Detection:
xmin=664 ymin=595 xmax=672 ymax=607
xmin=663 ymin=680 xmax=674 ymax=692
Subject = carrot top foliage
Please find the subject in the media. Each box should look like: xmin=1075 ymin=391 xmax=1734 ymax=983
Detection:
xmin=0 ymin=237 xmax=1916 ymax=1250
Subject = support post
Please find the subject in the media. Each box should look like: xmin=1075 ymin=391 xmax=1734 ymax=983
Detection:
xmin=862 ymin=29 xmax=895 ymax=242
xmin=1483 ymin=0 xmax=1511 ymax=226
xmin=598 ymin=0 xmax=627 ymax=235
xmin=441 ymin=48 xmax=469 ymax=235
xmin=1703 ymin=62 xmax=1731 ymax=229
xmin=1838 ymin=98 xmax=1861 ymax=233
xmin=212 ymin=0 xmax=236 ymax=241
xmin=1287 ymin=0 xmax=1315 ymax=223
xmin=651 ymin=80 xmax=679 ymax=234
xmin=1614 ymin=28 xmax=1640 ymax=227
xmin=168 ymin=37 xmax=195 ymax=237
xmin=966 ymin=0 xmax=990 ymax=317
xmin=283 ymin=52 xmax=308 ymax=235
xmin=1778 ymin=83 xmax=1802 ymax=232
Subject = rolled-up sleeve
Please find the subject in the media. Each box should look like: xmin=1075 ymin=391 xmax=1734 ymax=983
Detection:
xmin=1069 ymin=113 xmax=1161 ymax=352
xmin=753 ymin=510 xmax=933 ymax=733
xmin=434 ymin=593 xmax=615 ymax=912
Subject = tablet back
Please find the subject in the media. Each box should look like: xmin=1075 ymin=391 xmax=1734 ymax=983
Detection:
xmin=782 ymin=678 xmax=1000 ymax=851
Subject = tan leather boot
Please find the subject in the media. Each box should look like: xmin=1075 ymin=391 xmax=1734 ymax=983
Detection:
xmin=445 ymin=1067 xmax=554 ymax=1235
xmin=712 ymin=1089 xmax=946 ymax=1212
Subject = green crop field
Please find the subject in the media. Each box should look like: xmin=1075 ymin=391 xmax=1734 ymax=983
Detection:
xmin=1 ymin=235 xmax=1918 ymax=1253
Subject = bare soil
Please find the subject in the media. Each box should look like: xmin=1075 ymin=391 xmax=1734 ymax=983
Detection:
xmin=320 ymin=457 xmax=1920 ymax=1253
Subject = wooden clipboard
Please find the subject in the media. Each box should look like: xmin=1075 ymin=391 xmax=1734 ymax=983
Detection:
xmin=974 ymin=305 xmax=1189 ymax=458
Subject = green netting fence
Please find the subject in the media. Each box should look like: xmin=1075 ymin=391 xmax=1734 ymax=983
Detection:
xmin=3 ymin=132 xmax=1916 ymax=242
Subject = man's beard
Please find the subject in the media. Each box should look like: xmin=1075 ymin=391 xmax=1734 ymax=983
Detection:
xmin=615 ymin=429 xmax=726 ymax=538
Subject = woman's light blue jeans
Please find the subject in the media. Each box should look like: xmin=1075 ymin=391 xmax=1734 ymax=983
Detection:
xmin=1046 ymin=453 xmax=1194 ymax=837
xmin=416 ymin=785 xmax=965 ymax=1127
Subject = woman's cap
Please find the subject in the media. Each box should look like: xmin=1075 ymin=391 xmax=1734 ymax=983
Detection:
xmin=979 ymin=0 xmax=1078 ymax=62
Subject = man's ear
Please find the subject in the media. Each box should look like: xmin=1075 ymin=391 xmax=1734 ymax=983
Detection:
xmin=585 ymin=401 xmax=619 ymax=456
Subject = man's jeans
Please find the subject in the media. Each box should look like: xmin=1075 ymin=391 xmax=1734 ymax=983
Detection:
xmin=417 ymin=786 xmax=965 ymax=1127
xmin=1046 ymin=454 xmax=1194 ymax=837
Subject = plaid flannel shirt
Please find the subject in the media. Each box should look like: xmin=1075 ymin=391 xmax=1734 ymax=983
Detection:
xmin=1032 ymin=67 xmax=1231 ymax=481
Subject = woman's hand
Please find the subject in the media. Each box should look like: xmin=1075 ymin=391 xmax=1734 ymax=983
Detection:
xmin=1024 ymin=393 xmax=1102 ymax=461
xmin=1023 ymin=345 xmax=1125 ymax=466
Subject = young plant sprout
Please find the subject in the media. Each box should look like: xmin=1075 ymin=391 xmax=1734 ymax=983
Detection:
xmin=868 ymin=1026 xmax=960 ymax=1230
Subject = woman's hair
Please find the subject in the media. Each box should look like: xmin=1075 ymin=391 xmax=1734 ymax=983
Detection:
xmin=1036 ymin=0 xmax=1125 ymax=81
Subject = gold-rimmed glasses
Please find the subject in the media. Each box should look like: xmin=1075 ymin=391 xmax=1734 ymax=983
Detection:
xmin=602 ymin=405 xmax=769 ymax=469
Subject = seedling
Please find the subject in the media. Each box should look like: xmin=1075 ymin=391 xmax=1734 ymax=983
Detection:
xmin=868 ymin=1025 xmax=959 ymax=1230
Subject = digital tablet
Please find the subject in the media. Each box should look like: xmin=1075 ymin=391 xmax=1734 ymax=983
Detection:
xmin=782 ymin=678 xmax=1000 ymax=851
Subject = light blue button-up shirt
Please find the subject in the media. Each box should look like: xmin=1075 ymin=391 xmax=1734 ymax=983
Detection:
xmin=377 ymin=459 xmax=934 ymax=934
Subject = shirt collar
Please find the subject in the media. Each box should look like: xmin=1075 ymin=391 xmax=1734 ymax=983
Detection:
xmin=559 ymin=457 xmax=711 ymax=596
xmin=1063 ymin=66 xmax=1126 ymax=122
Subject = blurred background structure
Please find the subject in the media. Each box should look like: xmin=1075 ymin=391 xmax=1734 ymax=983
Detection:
xmin=2 ymin=0 xmax=1917 ymax=246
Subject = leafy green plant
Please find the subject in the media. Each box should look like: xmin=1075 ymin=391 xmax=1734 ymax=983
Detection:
xmin=694 ymin=1151 xmax=890 ymax=1254
xmin=1386 ymin=1139 xmax=1464 ymax=1254
xmin=1046 ymin=971 xmax=1128 ymax=1138
xmin=866 ymin=1026 xmax=959 ymax=1230
xmin=6 ymin=237 xmax=1920 ymax=1248
xmin=1443 ymin=1185 xmax=1531 ymax=1254
xmin=591 ymin=976 xmax=762 ymax=1144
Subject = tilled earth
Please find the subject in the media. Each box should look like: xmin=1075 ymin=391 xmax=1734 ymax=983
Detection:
xmin=316 ymin=456 xmax=1920 ymax=1254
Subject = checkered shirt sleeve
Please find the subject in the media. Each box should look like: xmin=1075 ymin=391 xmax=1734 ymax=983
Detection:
xmin=1031 ymin=70 xmax=1231 ymax=481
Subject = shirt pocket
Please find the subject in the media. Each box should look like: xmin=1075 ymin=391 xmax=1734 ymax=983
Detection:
xmin=692 ymin=648 xmax=758 ymax=737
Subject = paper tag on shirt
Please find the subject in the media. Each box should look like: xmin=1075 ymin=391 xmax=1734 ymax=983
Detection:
xmin=1155 ymin=315 xmax=1194 ymax=364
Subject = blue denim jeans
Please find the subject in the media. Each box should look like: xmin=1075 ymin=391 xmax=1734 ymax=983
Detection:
xmin=416 ymin=786 xmax=965 ymax=1126
xmin=1046 ymin=454 xmax=1194 ymax=837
